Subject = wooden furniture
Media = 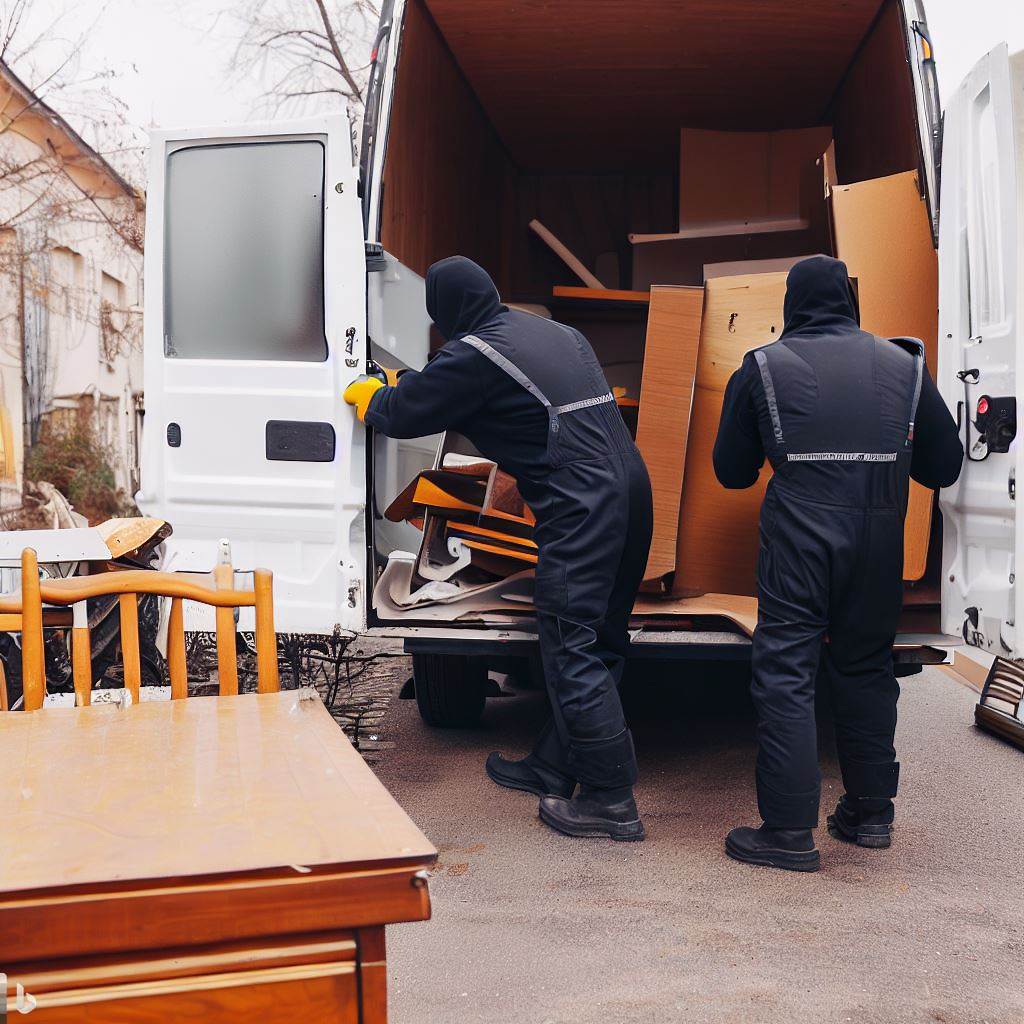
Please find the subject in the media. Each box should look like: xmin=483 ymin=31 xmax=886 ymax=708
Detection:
xmin=0 ymin=688 xmax=436 ymax=1022
xmin=3 ymin=548 xmax=279 ymax=710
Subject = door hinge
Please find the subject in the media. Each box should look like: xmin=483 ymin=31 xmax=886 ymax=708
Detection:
xmin=365 ymin=242 xmax=387 ymax=272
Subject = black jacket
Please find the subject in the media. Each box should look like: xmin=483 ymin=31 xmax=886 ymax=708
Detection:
xmin=713 ymin=256 xmax=963 ymax=508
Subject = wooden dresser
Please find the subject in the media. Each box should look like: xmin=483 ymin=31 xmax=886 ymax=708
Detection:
xmin=0 ymin=689 xmax=436 ymax=1022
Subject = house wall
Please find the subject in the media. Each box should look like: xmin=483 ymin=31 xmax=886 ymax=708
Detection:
xmin=0 ymin=81 xmax=144 ymax=510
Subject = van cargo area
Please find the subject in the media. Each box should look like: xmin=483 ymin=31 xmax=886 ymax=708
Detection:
xmin=366 ymin=0 xmax=947 ymax=647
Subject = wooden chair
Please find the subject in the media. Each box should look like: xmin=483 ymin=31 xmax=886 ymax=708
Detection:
xmin=5 ymin=548 xmax=279 ymax=711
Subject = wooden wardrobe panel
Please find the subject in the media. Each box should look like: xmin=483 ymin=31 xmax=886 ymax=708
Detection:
xmin=672 ymin=273 xmax=787 ymax=597
xmin=830 ymin=170 xmax=938 ymax=580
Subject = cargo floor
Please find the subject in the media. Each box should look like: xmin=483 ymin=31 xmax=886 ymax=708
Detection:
xmin=376 ymin=665 xmax=1023 ymax=1024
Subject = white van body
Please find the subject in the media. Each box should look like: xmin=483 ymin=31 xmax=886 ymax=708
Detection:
xmin=138 ymin=3 xmax=1021 ymax=699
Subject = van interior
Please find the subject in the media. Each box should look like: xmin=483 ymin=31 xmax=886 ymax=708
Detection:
xmin=369 ymin=0 xmax=943 ymax=636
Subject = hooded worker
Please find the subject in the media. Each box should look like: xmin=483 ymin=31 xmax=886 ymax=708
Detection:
xmin=345 ymin=256 xmax=653 ymax=841
xmin=713 ymin=255 xmax=963 ymax=872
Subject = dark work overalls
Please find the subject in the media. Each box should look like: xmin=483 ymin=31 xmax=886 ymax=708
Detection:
xmin=367 ymin=257 xmax=653 ymax=790
xmin=714 ymin=256 xmax=963 ymax=829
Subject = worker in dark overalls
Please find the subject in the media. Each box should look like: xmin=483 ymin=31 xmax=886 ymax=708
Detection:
xmin=713 ymin=255 xmax=963 ymax=872
xmin=345 ymin=256 xmax=653 ymax=841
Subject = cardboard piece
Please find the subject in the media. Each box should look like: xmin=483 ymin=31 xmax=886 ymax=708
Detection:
xmin=830 ymin=170 xmax=938 ymax=580
xmin=672 ymin=272 xmax=787 ymax=597
xmin=678 ymin=127 xmax=834 ymax=231
xmin=634 ymin=285 xmax=704 ymax=581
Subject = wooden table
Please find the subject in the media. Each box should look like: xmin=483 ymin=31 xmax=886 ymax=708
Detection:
xmin=0 ymin=690 xmax=436 ymax=1022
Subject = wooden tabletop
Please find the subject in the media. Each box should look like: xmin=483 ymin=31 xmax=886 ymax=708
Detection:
xmin=0 ymin=690 xmax=435 ymax=896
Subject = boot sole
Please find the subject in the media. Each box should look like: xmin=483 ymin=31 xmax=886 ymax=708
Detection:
xmin=485 ymin=760 xmax=573 ymax=799
xmin=725 ymin=837 xmax=821 ymax=872
xmin=538 ymin=802 xmax=645 ymax=842
xmin=826 ymin=816 xmax=892 ymax=849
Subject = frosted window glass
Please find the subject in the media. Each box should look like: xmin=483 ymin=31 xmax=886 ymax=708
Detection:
xmin=165 ymin=141 xmax=327 ymax=361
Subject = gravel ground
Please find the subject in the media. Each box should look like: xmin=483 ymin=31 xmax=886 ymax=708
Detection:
xmin=350 ymin=658 xmax=1024 ymax=1024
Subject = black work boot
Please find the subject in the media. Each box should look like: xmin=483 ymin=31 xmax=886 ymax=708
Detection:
xmin=725 ymin=824 xmax=820 ymax=872
xmin=538 ymin=785 xmax=645 ymax=841
xmin=485 ymin=751 xmax=575 ymax=798
xmin=827 ymin=795 xmax=893 ymax=849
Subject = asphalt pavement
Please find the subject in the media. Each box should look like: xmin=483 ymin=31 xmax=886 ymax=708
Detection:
xmin=372 ymin=661 xmax=1024 ymax=1024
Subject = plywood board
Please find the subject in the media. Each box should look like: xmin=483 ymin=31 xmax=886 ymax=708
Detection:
xmin=830 ymin=171 xmax=938 ymax=580
xmin=632 ymin=592 xmax=758 ymax=637
xmin=672 ymin=273 xmax=787 ymax=597
xmin=0 ymin=691 xmax=436 ymax=895
xmin=634 ymin=286 xmax=703 ymax=580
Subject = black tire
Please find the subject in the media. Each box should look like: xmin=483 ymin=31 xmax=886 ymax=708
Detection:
xmin=412 ymin=653 xmax=487 ymax=727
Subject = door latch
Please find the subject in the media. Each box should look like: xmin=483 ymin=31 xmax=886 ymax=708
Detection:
xmin=973 ymin=395 xmax=1017 ymax=455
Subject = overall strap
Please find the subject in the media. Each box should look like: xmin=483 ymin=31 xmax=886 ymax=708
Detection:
xmin=889 ymin=337 xmax=925 ymax=447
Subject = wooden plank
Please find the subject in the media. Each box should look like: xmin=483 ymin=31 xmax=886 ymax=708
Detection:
xmin=634 ymin=285 xmax=704 ymax=580
xmin=0 ymin=691 xmax=436 ymax=897
xmin=831 ymin=170 xmax=938 ymax=580
xmin=528 ymin=219 xmax=605 ymax=289
xmin=552 ymin=286 xmax=650 ymax=304
xmin=672 ymin=273 xmax=787 ymax=597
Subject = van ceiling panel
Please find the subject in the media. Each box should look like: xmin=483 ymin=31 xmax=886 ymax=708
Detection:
xmin=423 ymin=0 xmax=887 ymax=171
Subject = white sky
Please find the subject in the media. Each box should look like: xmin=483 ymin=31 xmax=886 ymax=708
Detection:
xmin=22 ymin=1 xmax=1024 ymax=149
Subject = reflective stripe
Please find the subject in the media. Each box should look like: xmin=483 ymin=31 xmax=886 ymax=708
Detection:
xmin=553 ymin=393 xmax=614 ymax=415
xmin=787 ymin=452 xmax=898 ymax=462
xmin=461 ymin=334 xmax=551 ymax=409
xmin=908 ymin=348 xmax=924 ymax=445
xmin=754 ymin=350 xmax=784 ymax=444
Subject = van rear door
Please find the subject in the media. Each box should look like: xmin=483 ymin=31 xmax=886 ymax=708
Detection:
xmin=938 ymin=44 xmax=1023 ymax=656
xmin=139 ymin=116 xmax=368 ymax=634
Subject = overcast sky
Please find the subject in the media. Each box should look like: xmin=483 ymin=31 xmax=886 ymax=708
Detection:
xmin=25 ymin=1 xmax=1024 ymax=143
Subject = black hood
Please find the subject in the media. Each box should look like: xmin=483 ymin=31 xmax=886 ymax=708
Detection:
xmin=782 ymin=255 xmax=860 ymax=336
xmin=426 ymin=256 xmax=505 ymax=341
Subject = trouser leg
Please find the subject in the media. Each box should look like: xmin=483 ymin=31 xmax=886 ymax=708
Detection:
xmin=825 ymin=512 xmax=903 ymax=817
xmin=534 ymin=454 xmax=650 ymax=790
xmin=751 ymin=491 xmax=831 ymax=829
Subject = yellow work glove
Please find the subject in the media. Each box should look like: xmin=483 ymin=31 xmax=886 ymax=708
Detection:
xmin=343 ymin=375 xmax=385 ymax=422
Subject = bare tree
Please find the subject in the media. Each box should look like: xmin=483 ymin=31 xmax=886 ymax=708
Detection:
xmin=226 ymin=0 xmax=379 ymax=117
xmin=0 ymin=0 xmax=143 ymax=486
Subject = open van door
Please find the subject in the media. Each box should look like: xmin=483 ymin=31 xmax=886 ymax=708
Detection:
xmin=938 ymin=45 xmax=1023 ymax=656
xmin=139 ymin=116 xmax=368 ymax=634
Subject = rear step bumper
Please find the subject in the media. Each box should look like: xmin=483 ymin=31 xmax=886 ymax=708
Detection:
xmin=366 ymin=624 xmax=958 ymax=667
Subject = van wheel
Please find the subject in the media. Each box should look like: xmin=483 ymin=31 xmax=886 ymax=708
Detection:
xmin=412 ymin=653 xmax=487 ymax=727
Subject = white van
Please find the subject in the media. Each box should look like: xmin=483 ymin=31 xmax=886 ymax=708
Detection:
xmin=139 ymin=2 xmax=1022 ymax=728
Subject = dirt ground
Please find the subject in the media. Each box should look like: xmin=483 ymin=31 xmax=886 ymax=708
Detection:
xmin=363 ymin=660 xmax=1024 ymax=1024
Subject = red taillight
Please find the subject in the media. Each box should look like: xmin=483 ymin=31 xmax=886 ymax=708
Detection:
xmin=978 ymin=396 xmax=990 ymax=416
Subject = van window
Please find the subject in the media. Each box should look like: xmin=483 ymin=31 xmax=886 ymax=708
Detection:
xmin=164 ymin=140 xmax=327 ymax=361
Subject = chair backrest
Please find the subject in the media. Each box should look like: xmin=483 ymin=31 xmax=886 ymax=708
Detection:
xmin=10 ymin=548 xmax=279 ymax=711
